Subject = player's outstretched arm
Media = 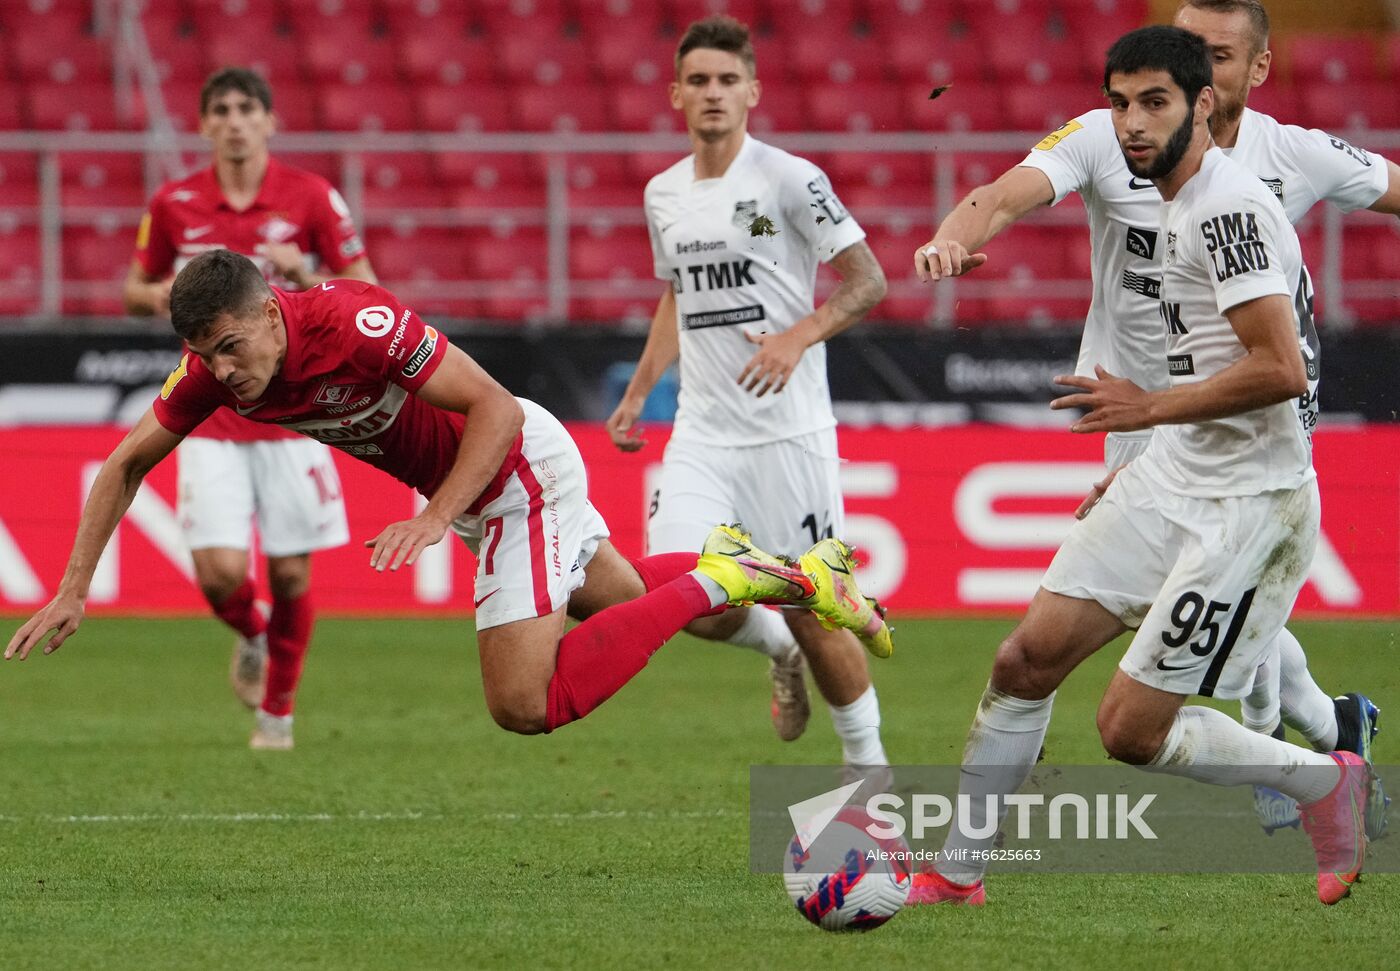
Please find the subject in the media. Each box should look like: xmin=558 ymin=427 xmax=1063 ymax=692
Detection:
xmin=1051 ymin=294 xmax=1306 ymax=432
xmin=4 ymin=408 xmax=184 ymax=660
xmin=914 ymin=166 xmax=1055 ymax=281
xmin=606 ymin=287 xmax=679 ymax=451
xmin=364 ymin=344 xmax=524 ymax=572
xmin=738 ymin=240 xmax=885 ymax=397
xmin=122 ymin=261 xmax=172 ymax=317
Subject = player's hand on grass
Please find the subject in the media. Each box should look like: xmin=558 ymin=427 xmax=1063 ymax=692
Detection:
xmin=5 ymin=593 xmax=85 ymax=660
xmin=257 ymin=242 xmax=309 ymax=287
xmin=1075 ymin=464 xmax=1126 ymax=520
xmin=739 ymin=328 xmax=806 ymax=397
xmin=605 ymin=397 xmax=647 ymax=452
xmin=365 ymin=514 xmax=449 ymax=572
xmin=1051 ymin=366 xmax=1153 ymax=433
xmin=914 ymin=239 xmax=988 ymax=282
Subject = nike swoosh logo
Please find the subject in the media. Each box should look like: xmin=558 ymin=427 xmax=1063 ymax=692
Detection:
xmin=234 ymin=401 xmax=266 ymax=416
xmin=1128 ymin=178 xmax=1154 ymax=191
xmin=1156 ymin=659 xmax=1197 ymax=671
xmin=474 ymin=588 xmax=500 ymax=608
xmin=184 ymin=225 xmax=214 ymax=239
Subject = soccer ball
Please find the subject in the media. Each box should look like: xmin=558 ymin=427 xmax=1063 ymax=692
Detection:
xmin=783 ymin=806 xmax=912 ymax=932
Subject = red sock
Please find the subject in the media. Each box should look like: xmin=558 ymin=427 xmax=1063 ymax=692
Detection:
xmin=261 ymin=593 xmax=314 ymax=717
xmin=629 ymin=552 xmax=699 ymax=592
xmin=211 ymin=579 xmax=267 ymax=640
xmin=544 ymin=573 xmax=713 ymax=732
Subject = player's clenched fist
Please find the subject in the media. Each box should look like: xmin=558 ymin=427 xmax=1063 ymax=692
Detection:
xmin=913 ymin=239 xmax=988 ymax=282
xmin=605 ymin=397 xmax=647 ymax=452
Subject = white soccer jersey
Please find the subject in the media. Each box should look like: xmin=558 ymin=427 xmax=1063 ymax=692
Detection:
xmin=645 ymin=135 xmax=866 ymax=447
xmin=1143 ymin=148 xmax=1313 ymax=497
xmin=1017 ymin=107 xmax=1386 ymax=399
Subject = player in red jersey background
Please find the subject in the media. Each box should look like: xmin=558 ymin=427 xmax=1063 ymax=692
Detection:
xmin=122 ymin=68 xmax=378 ymax=749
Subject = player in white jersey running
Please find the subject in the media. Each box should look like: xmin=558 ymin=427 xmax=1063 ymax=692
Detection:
xmin=911 ymin=24 xmax=1373 ymax=909
xmin=912 ymin=0 xmax=1397 ymax=843
xmin=605 ymin=16 xmax=894 ymax=777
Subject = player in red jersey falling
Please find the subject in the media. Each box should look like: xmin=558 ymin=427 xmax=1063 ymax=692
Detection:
xmin=124 ymin=68 xmax=378 ymax=748
xmin=6 ymin=250 xmax=889 ymax=738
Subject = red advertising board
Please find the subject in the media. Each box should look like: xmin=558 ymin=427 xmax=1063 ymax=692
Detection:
xmin=0 ymin=425 xmax=1395 ymax=616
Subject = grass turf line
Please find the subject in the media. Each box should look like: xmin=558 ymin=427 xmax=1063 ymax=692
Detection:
xmin=0 ymin=617 xmax=1396 ymax=969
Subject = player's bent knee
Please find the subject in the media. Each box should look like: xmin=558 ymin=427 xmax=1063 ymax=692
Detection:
xmin=266 ymin=556 xmax=311 ymax=600
xmin=1096 ymin=712 xmax=1160 ymax=765
xmin=989 ymin=633 xmax=1061 ymax=700
xmin=486 ymin=694 xmax=549 ymax=735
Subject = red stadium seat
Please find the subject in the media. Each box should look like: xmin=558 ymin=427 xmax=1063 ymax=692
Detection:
xmin=780 ymin=28 xmax=885 ymax=84
xmin=748 ymin=87 xmax=807 ymax=133
xmin=0 ymin=153 xmax=39 ymax=207
xmin=279 ymin=153 xmax=342 ymax=182
xmin=611 ymin=84 xmax=681 ymax=132
xmin=28 ymin=82 xmax=142 ymax=131
xmin=496 ymin=31 xmax=590 ymax=84
xmin=286 ymin=2 xmax=378 ymax=42
xmin=627 ymin=150 xmax=687 ymax=185
xmin=841 ymin=181 xmax=936 ymax=216
xmin=63 ymin=222 xmax=136 ymax=314
xmin=475 ymin=0 xmax=568 ymax=33
xmin=863 ymin=218 xmax=937 ymax=324
xmin=908 ymin=80 xmax=1003 ymax=131
xmin=569 ymin=223 xmax=654 ymax=322
xmin=189 ymin=2 xmax=284 ymax=44
xmin=1003 ymin=82 xmax=1100 ymax=132
xmin=1300 ymin=84 xmax=1400 ymax=131
xmin=416 ymin=84 xmax=513 ymax=131
xmin=361 ymin=152 xmax=446 ymax=208
xmin=319 ymin=83 xmax=416 ymax=132
xmin=763 ymin=0 xmax=858 ymax=34
xmin=1385 ymin=36 xmax=1400 ymax=80
xmin=883 ymin=26 xmax=986 ymax=85
xmin=364 ymin=225 xmax=468 ymax=285
xmin=574 ymin=0 xmax=667 ymax=35
xmin=981 ymin=20 xmax=1089 ymax=85
xmin=14 ymin=33 xmax=111 ymax=84
xmin=565 ymin=154 xmax=638 ymax=209
xmin=0 ymin=80 xmax=25 ymax=129
xmin=203 ymin=32 xmax=304 ymax=86
xmin=806 ymin=82 xmax=908 ymax=133
xmin=435 ymin=151 xmax=540 ymax=188
xmin=469 ymin=227 xmax=550 ymax=320
xmin=0 ymin=223 xmax=41 ymax=315
xmin=512 ymin=85 xmax=611 ymax=132
xmin=396 ymin=28 xmax=497 ymax=85
xmin=160 ymin=80 xmax=207 ymax=132
xmin=945 ymin=150 xmax=1026 ymax=196
xmin=60 ymin=154 xmax=147 ymax=209
xmin=1241 ymin=84 xmax=1299 ymax=124
xmin=681 ymin=0 xmax=761 ymax=27
xmin=822 ymin=153 xmax=935 ymax=198
xmin=302 ymin=31 xmax=400 ymax=84
xmin=1286 ymin=35 xmax=1377 ymax=85
xmin=587 ymin=27 xmax=672 ymax=84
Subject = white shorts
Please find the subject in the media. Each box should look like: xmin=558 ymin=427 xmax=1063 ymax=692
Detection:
xmin=177 ymin=437 xmax=350 ymax=556
xmin=647 ymin=427 xmax=844 ymax=560
xmin=450 ymin=399 xmax=610 ymax=631
xmin=1042 ymin=460 xmax=1320 ymax=700
xmin=1104 ymin=430 xmax=1151 ymax=471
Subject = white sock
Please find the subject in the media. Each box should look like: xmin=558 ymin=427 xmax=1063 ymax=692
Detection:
xmin=1145 ymin=706 xmax=1340 ymax=804
xmin=1240 ymin=650 xmax=1281 ymax=735
xmin=829 ymin=685 xmax=887 ymax=767
xmin=937 ymin=687 xmax=1055 ymax=885
xmin=1275 ymin=628 xmax=1338 ymax=750
xmin=725 ymin=606 xmax=798 ymax=661
xmin=691 ymin=571 xmax=729 ymax=609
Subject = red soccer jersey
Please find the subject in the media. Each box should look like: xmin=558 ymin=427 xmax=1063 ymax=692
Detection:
xmin=135 ymin=157 xmax=368 ymax=442
xmin=153 ymin=282 xmax=520 ymax=508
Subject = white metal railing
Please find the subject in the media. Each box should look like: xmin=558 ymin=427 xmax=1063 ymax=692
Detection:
xmin=0 ymin=128 xmax=1396 ymax=325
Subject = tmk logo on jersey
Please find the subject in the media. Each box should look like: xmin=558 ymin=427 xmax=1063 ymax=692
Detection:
xmin=314 ymin=383 xmax=356 ymax=406
xmin=1201 ymin=212 xmax=1269 ymax=283
xmin=1125 ymin=226 xmax=1158 ymax=260
xmin=672 ymin=260 xmax=758 ymax=294
xmin=1260 ymin=178 xmax=1284 ymax=203
xmin=1160 ymin=301 xmax=1188 ymax=335
xmin=732 ymin=200 xmax=758 ymax=229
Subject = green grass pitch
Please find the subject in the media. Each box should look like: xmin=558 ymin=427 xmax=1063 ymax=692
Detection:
xmin=1 ymin=616 xmax=1397 ymax=969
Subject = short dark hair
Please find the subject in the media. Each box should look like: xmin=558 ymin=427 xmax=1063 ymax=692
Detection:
xmin=1104 ymin=26 xmax=1213 ymax=104
xmin=1177 ymin=0 xmax=1270 ymax=55
xmin=200 ymin=66 xmax=273 ymax=116
xmin=170 ymin=250 xmax=273 ymax=341
xmin=675 ymin=15 xmax=756 ymax=77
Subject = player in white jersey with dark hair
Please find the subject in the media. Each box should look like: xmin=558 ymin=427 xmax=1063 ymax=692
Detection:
xmin=913 ymin=0 xmax=1397 ymax=843
xmin=912 ymin=24 xmax=1374 ymax=909
xmin=606 ymin=15 xmax=894 ymax=777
